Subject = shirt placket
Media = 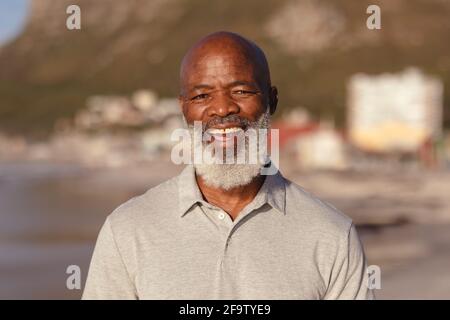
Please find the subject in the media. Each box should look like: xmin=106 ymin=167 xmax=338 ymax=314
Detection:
xmin=201 ymin=204 xmax=237 ymax=269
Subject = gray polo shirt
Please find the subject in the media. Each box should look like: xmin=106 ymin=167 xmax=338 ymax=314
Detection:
xmin=82 ymin=165 xmax=373 ymax=300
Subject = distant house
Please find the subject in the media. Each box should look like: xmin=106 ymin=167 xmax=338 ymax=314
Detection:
xmin=273 ymin=111 xmax=347 ymax=170
xmin=347 ymin=68 xmax=443 ymax=154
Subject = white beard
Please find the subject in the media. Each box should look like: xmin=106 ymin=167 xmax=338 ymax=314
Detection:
xmin=187 ymin=109 xmax=270 ymax=190
xmin=195 ymin=163 xmax=262 ymax=190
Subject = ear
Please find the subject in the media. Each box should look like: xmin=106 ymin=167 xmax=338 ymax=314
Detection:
xmin=178 ymin=95 xmax=185 ymax=113
xmin=268 ymin=86 xmax=278 ymax=115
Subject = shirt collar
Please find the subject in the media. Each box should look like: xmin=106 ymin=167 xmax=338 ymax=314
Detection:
xmin=177 ymin=165 xmax=286 ymax=217
xmin=261 ymin=168 xmax=286 ymax=215
xmin=177 ymin=165 xmax=205 ymax=216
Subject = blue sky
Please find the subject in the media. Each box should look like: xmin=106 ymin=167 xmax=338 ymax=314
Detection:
xmin=0 ymin=0 xmax=29 ymax=45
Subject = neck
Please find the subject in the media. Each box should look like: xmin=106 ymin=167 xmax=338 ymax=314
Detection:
xmin=196 ymin=173 xmax=265 ymax=221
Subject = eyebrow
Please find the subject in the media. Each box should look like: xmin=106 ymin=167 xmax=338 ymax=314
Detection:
xmin=189 ymin=81 xmax=258 ymax=92
xmin=226 ymin=80 xmax=258 ymax=88
xmin=189 ymin=84 xmax=214 ymax=93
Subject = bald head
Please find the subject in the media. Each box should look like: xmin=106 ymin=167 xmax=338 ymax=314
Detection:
xmin=178 ymin=31 xmax=278 ymax=126
xmin=180 ymin=32 xmax=272 ymax=96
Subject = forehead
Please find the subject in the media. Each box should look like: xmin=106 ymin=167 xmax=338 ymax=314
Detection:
xmin=182 ymin=52 xmax=258 ymax=86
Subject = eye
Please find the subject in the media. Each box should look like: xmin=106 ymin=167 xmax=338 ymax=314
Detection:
xmin=191 ymin=93 xmax=209 ymax=101
xmin=233 ymin=90 xmax=255 ymax=95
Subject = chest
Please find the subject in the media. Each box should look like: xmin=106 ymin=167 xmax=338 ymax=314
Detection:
xmin=133 ymin=225 xmax=327 ymax=299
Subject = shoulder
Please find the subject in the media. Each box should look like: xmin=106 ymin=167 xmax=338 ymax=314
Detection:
xmin=283 ymin=176 xmax=353 ymax=236
xmin=106 ymin=174 xmax=180 ymax=232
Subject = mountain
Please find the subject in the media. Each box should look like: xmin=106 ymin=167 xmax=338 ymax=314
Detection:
xmin=1 ymin=0 xmax=449 ymax=137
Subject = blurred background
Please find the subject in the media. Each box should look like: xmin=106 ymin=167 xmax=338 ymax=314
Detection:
xmin=0 ymin=0 xmax=450 ymax=299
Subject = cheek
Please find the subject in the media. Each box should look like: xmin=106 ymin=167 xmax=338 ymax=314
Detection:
xmin=183 ymin=104 xmax=207 ymax=123
xmin=238 ymin=97 xmax=266 ymax=120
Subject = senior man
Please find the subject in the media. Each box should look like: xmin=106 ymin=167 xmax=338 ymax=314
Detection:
xmin=83 ymin=31 xmax=373 ymax=300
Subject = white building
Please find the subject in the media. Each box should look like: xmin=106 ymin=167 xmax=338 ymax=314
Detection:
xmin=347 ymin=68 xmax=443 ymax=153
xmin=295 ymin=126 xmax=347 ymax=170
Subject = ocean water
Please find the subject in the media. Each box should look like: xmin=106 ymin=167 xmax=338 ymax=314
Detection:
xmin=2 ymin=162 xmax=449 ymax=299
xmin=0 ymin=162 xmax=157 ymax=299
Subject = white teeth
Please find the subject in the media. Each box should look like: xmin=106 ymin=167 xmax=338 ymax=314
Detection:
xmin=208 ymin=127 xmax=242 ymax=134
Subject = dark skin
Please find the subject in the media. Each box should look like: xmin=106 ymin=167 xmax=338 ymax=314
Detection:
xmin=178 ymin=32 xmax=278 ymax=221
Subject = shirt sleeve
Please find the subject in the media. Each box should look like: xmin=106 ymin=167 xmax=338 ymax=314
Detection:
xmin=82 ymin=216 xmax=138 ymax=300
xmin=323 ymin=223 xmax=375 ymax=300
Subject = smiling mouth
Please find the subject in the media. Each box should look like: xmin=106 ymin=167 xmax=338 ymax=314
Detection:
xmin=207 ymin=127 xmax=243 ymax=135
xmin=205 ymin=126 xmax=245 ymax=143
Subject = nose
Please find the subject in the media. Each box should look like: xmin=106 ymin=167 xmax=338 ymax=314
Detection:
xmin=207 ymin=92 xmax=239 ymax=118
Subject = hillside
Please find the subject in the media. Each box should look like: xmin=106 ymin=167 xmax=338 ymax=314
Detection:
xmin=0 ymin=0 xmax=449 ymax=137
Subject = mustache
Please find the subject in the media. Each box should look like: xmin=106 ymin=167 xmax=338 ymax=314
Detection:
xmin=204 ymin=115 xmax=250 ymax=131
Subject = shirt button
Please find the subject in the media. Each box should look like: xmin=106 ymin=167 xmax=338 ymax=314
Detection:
xmin=218 ymin=212 xmax=225 ymax=220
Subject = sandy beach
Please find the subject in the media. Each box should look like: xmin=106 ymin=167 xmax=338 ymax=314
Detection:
xmin=1 ymin=159 xmax=449 ymax=299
